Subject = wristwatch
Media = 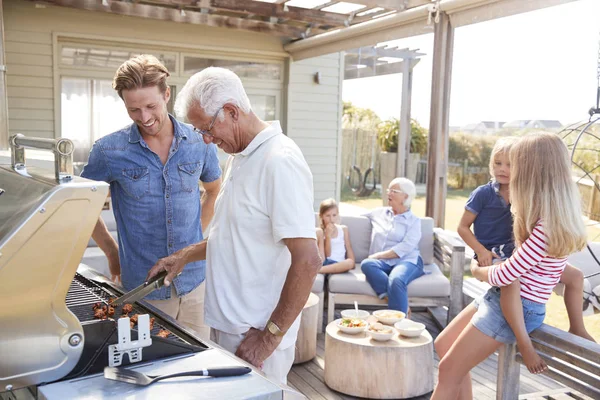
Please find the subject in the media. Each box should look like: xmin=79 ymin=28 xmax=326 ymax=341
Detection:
xmin=266 ymin=320 xmax=286 ymax=337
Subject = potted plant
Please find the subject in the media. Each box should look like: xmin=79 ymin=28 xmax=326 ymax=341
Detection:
xmin=377 ymin=118 xmax=428 ymax=204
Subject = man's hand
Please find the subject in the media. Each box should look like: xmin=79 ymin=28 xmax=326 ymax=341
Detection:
xmin=475 ymin=249 xmax=498 ymax=267
xmin=146 ymin=253 xmax=186 ymax=286
xmin=235 ymin=328 xmax=282 ymax=368
xmin=368 ymin=252 xmax=382 ymax=259
xmin=107 ymin=252 xmax=121 ymax=285
xmin=324 ymin=223 xmax=336 ymax=237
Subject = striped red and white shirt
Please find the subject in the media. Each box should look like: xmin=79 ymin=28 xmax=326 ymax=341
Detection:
xmin=488 ymin=222 xmax=566 ymax=304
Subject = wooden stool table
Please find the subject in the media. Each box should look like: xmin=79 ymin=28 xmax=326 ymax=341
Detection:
xmin=324 ymin=320 xmax=434 ymax=399
xmin=294 ymin=292 xmax=320 ymax=364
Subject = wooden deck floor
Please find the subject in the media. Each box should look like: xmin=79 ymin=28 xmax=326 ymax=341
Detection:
xmin=286 ymin=311 xmax=571 ymax=400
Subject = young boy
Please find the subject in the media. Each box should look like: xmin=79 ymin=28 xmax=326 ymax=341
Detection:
xmin=458 ymin=137 xmax=594 ymax=374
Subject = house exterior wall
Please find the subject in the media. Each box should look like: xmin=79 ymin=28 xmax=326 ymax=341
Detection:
xmin=287 ymin=53 xmax=343 ymax=205
xmin=2 ymin=0 xmax=342 ymax=208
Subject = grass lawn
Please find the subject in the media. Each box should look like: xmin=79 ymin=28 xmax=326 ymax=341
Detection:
xmin=342 ymin=189 xmax=600 ymax=342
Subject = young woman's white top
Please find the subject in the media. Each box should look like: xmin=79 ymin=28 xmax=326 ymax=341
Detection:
xmin=329 ymin=224 xmax=347 ymax=262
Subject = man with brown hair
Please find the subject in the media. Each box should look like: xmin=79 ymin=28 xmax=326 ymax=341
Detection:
xmin=81 ymin=55 xmax=221 ymax=338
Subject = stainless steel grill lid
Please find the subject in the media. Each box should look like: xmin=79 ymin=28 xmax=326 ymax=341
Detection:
xmin=0 ymin=136 xmax=109 ymax=390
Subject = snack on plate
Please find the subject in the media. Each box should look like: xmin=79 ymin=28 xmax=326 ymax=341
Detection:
xmin=338 ymin=318 xmax=366 ymax=328
xmin=377 ymin=311 xmax=404 ymax=320
xmin=368 ymin=322 xmax=392 ymax=334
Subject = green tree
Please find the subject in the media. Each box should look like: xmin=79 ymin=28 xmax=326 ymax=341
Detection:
xmin=376 ymin=118 xmax=428 ymax=155
xmin=342 ymin=101 xmax=381 ymax=131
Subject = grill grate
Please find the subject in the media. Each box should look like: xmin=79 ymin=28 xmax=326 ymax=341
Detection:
xmin=66 ymin=273 xmax=181 ymax=341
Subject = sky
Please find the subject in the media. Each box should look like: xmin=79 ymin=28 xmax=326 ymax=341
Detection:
xmin=342 ymin=0 xmax=600 ymax=128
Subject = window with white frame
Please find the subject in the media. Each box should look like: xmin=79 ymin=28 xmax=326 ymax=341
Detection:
xmin=58 ymin=40 xmax=283 ymax=172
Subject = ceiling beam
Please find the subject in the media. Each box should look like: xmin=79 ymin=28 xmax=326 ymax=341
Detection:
xmin=203 ymin=0 xmax=348 ymax=26
xmin=341 ymin=0 xmax=430 ymax=11
xmin=344 ymin=58 xmax=420 ymax=80
xmin=32 ymin=0 xmax=319 ymax=38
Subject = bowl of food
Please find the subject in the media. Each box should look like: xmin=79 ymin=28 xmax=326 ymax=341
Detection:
xmin=341 ymin=309 xmax=370 ymax=320
xmin=394 ymin=319 xmax=426 ymax=338
xmin=373 ymin=309 xmax=405 ymax=325
xmin=336 ymin=318 xmax=368 ymax=334
xmin=367 ymin=322 xmax=395 ymax=341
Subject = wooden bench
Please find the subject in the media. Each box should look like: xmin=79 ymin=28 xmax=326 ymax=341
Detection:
xmin=463 ymin=278 xmax=600 ymax=399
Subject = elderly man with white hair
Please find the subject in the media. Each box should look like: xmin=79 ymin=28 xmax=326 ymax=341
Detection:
xmin=146 ymin=67 xmax=321 ymax=384
xmin=361 ymin=177 xmax=423 ymax=314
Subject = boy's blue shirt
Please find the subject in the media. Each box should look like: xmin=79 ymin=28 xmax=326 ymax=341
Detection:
xmin=465 ymin=180 xmax=514 ymax=252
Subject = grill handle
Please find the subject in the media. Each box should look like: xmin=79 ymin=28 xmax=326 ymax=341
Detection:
xmin=10 ymin=133 xmax=74 ymax=182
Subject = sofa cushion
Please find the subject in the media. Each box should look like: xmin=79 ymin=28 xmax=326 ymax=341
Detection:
xmin=337 ymin=215 xmax=434 ymax=265
xmin=340 ymin=215 xmax=372 ymax=262
xmin=328 ymin=263 xmax=450 ymax=298
xmin=311 ymin=273 xmax=325 ymax=294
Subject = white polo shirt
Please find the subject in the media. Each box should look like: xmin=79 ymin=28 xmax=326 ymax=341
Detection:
xmin=204 ymin=121 xmax=316 ymax=349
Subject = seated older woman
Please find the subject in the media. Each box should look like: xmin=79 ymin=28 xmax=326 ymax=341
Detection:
xmin=361 ymin=177 xmax=423 ymax=314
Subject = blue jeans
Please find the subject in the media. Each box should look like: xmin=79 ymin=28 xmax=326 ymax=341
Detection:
xmin=361 ymin=257 xmax=424 ymax=313
xmin=471 ymin=287 xmax=546 ymax=344
xmin=323 ymin=258 xmax=337 ymax=266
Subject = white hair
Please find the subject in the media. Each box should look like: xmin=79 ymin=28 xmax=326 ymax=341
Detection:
xmin=389 ymin=177 xmax=416 ymax=207
xmin=174 ymin=67 xmax=252 ymax=121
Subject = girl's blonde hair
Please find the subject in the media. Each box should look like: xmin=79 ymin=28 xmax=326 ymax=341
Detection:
xmin=319 ymin=198 xmax=338 ymax=230
xmin=510 ymin=132 xmax=587 ymax=257
xmin=489 ymin=136 xmax=518 ymax=178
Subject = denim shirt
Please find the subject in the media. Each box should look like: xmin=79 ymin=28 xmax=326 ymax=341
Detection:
xmin=81 ymin=115 xmax=221 ymax=299
xmin=365 ymin=207 xmax=421 ymax=266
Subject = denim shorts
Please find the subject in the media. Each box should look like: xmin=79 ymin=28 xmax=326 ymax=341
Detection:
xmin=471 ymin=287 xmax=546 ymax=344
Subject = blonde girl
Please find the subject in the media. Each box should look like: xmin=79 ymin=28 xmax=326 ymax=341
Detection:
xmin=316 ymin=199 xmax=356 ymax=274
xmin=432 ymin=132 xmax=587 ymax=399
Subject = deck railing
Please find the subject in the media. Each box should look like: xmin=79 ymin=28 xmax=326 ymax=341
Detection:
xmin=463 ymin=278 xmax=600 ymax=399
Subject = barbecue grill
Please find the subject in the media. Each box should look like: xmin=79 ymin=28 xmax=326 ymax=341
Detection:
xmin=0 ymin=135 xmax=301 ymax=399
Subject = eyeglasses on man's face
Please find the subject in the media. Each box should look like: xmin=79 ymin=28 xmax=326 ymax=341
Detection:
xmin=386 ymin=188 xmax=403 ymax=195
xmin=193 ymin=107 xmax=222 ymax=138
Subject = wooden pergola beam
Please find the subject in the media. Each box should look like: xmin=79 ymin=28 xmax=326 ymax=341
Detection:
xmin=155 ymin=0 xmax=350 ymax=26
xmin=32 ymin=0 xmax=320 ymax=38
xmin=343 ymin=0 xmax=430 ymax=11
xmin=426 ymin=12 xmax=454 ymax=229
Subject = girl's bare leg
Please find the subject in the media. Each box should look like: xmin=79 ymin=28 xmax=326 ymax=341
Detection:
xmin=561 ymin=265 xmax=596 ymax=341
xmin=434 ymin=304 xmax=477 ymax=400
xmin=432 ymin=321 xmax=503 ymax=400
xmin=500 ymin=281 xmax=547 ymax=374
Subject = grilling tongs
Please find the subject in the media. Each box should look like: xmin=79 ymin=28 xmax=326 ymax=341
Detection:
xmin=111 ymin=270 xmax=169 ymax=306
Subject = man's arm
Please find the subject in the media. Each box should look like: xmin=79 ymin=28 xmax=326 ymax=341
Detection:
xmin=200 ymin=178 xmax=221 ymax=233
xmin=91 ymin=217 xmax=120 ymax=283
xmin=146 ymin=240 xmax=208 ymax=286
xmin=234 ymin=237 xmax=321 ymax=368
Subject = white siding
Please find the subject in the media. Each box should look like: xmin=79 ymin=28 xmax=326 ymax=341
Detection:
xmin=287 ymin=53 xmax=343 ymax=209
xmin=2 ymin=0 xmax=285 ymax=140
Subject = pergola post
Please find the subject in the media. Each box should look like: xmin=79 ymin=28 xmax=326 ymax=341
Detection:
xmin=396 ymin=56 xmax=413 ymax=179
xmin=0 ymin=0 xmax=9 ymax=150
xmin=426 ymin=12 xmax=454 ymax=228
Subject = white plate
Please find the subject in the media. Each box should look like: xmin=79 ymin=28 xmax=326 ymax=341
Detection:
xmin=394 ymin=319 xmax=426 ymax=337
xmin=373 ymin=309 xmax=406 ymax=325
xmin=335 ymin=318 xmax=368 ymax=334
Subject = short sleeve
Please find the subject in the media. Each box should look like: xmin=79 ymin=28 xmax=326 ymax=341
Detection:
xmin=265 ymin=148 xmax=317 ymax=243
xmin=80 ymin=141 xmax=112 ymax=183
xmin=465 ymin=185 xmax=489 ymax=216
xmin=199 ymin=143 xmax=222 ymax=183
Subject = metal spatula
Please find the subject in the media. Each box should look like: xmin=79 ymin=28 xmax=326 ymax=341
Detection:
xmin=104 ymin=365 xmax=252 ymax=386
